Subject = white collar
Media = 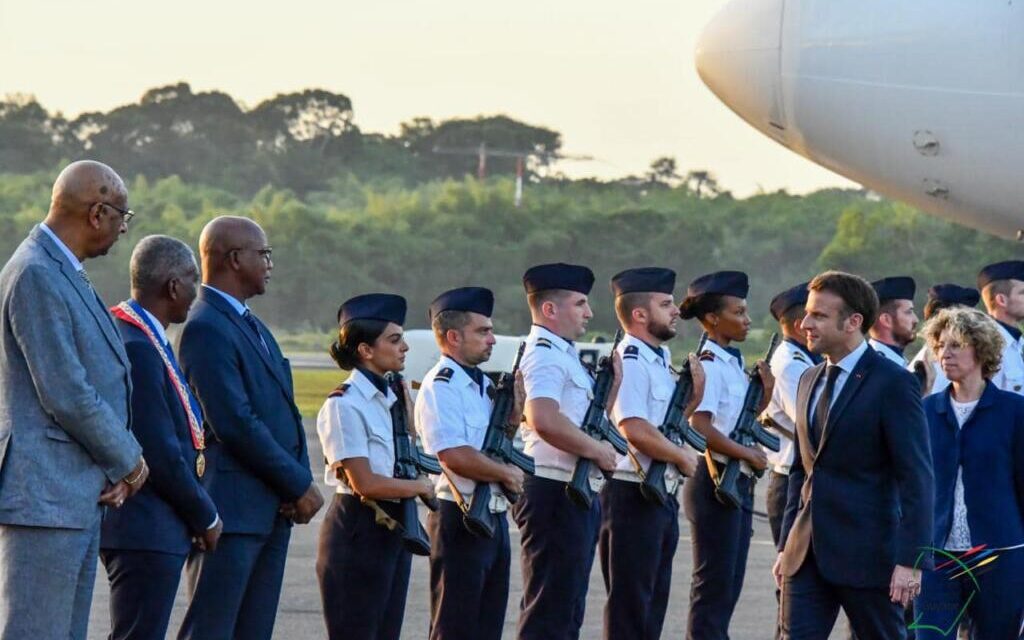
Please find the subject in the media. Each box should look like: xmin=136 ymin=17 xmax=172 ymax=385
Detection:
xmin=439 ymin=355 xmax=491 ymax=391
xmin=347 ymin=368 xmax=397 ymax=407
xmin=202 ymin=284 xmax=249 ymax=316
xmin=828 ymin=339 xmax=870 ymax=373
xmin=529 ymin=324 xmax=575 ymax=354
xmin=704 ymin=338 xmax=743 ymax=367
xmin=39 ymin=223 xmax=83 ymax=272
xmin=623 ymin=333 xmax=669 ymax=364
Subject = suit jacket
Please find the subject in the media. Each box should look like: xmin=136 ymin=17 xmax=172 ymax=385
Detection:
xmin=179 ymin=288 xmax=311 ymax=535
xmin=925 ymin=382 xmax=1024 ymax=550
xmin=779 ymin=345 xmax=935 ymax=588
xmin=0 ymin=226 xmax=142 ymax=528
xmin=101 ymin=318 xmax=218 ymax=554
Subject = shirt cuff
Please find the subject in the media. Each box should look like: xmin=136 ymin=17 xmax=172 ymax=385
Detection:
xmin=207 ymin=514 xmax=220 ymax=530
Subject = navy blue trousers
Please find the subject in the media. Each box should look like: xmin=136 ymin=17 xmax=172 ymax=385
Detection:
xmin=782 ymin=548 xmax=906 ymax=640
xmin=766 ymin=470 xmax=790 ymax=640
xmin=101 ymin=549 xmax=186 ymax=640
xmin=682 ymin=458 xmax=754 ymax=640
xmin=178 ymin=518 xmax=291 ymax=640
xmin=316 ymin=494 xmax=411 ymax=640
xmin=598 ymin=478 xmax=679 ymax=640
xmin=915 ymin=548 xmax=1024 ymax=640
xmin=512 ymin=475 xmax=601 ymax=640
xmin=428 ymin=499 xmax=510 ymax=640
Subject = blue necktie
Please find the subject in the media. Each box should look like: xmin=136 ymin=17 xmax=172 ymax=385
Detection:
xmin=243 ymin=310 xmax=270 ymax=354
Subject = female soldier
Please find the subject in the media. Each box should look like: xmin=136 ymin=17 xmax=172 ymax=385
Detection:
xmin=678 ymin=271 xmax=773 ymax=640
xmin=315 ymin=293 xmax=436 ymax=640
xmin=917 ymin=307 xmax=1024 ymax=639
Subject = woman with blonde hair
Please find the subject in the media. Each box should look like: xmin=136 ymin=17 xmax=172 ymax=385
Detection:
xmin=916 ymin=307 xmax=1024 ymax=639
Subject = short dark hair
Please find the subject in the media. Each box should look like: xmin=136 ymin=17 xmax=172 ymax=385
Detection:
xmin=878 ymin=298 xmax=902 ymax=320
xmin=527 ymin=289 xmax=574 ymax=312
xmin=808 ymin=271 xmax=878 ymax=334
xmin=614 ymin=291 xmax=653 ymax=325
xmin=679 ymin=293 xmax=727 ymax=321
xmin=431 ymin=309 xmax=474 ymax=348
xmin=329 ymin=318 xmax=389 ymax=371
xmin=779 ymin=304 xmax=805 ymax=325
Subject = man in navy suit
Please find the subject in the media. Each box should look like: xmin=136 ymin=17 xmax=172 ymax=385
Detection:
xmin=101 ymin=235 xmax=222 ymax=640
xmin=774 ymin=271 xmax=934 ymax=639
xmin=178 ymin=216 xmax=323 ymax=640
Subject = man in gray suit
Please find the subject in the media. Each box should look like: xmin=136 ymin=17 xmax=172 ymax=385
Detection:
xmin=0 ymin=160 xmax=150 ymax=640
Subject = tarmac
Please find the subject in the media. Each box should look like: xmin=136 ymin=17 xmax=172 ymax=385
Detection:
xmin=88 ymin=419 xmax=851 ymax=639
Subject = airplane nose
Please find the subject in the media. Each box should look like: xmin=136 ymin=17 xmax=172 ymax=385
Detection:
xmin=695 ymin=0 xmax=786 ymax=137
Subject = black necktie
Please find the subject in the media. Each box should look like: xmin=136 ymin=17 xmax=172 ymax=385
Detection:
xmin=810 ymin=365 xmax=840 ymax=447
xmin=243 ymin=310 xmax=270 ymax=354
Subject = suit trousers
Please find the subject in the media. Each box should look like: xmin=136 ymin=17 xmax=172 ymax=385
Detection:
xmin=782 ymin=547 xmax=906 ymax=639
xmin=178 ymin=518 xmax=291 ymax=640
xmin=101 ymin=548 xmax=187 ymax=640
xmin=598 ymin=478 xmax=679 ymax=640
xmin=428 ymin=499 xmax=510 ymax=640
xmin=682 ymin=458 xmax=754 ymax=640
xmin=512 ymin=475 xmax=601 ymax=640
xmin=0 ymin=518 xmax=101 ymax=640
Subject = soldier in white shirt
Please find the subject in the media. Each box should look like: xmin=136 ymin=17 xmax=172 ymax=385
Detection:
xmin=868 ymin=276 xmax=918 ymax=367
xmin=315 ymin=294 xmax=435 ymax=640
xmin=415 ymin=287 xmax=525 ymax=640
xmin=598 ymin=267 xmax=703 ymax=640
xmin=978 ymin=260 xmax=1024 ymax=395
xmin=763 ymin=281 xmax=819 ymax=640
xmin=513 ymin=262 xmax=620 ymax=640
xmin=908 ymin=284 xmax=980 ymax=396
xmin=678 ymin=270 xmax=773 ymax=640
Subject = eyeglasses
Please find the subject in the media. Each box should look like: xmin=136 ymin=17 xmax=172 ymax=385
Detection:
xmin=94 ymin=202 xmax=135 ymax=224
xmin=229 ymin=247 xmax=273 ymax=263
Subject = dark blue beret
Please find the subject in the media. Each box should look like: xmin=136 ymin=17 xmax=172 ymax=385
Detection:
xmin=429 ymin=286 xmax=495 ymax=320
xmin=685 ymin=270 xmax=749 ymax=300
xmin=770 ymin=281 xmax=810 ymax=321
xmin=871 ymin=276 xmax=916 ymax=303
xmin=523 ymin=263 xmax=595 ymax=295
xmin=977 ymin=260 xmax=1024 ymax=289
xmin=337 ymin=293 xmax=407 ymax=326
xmin=611 ymin=267 xmax=676 ymax=296
xmin=928 ymin=284 xmax=980 ymax=308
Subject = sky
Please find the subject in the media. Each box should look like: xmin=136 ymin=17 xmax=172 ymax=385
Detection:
xmin=0 ymin=0 xmax=854 ymax=196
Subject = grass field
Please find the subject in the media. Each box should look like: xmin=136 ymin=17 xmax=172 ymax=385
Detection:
xmin=292 ymin=368 xmax=348 ymax=417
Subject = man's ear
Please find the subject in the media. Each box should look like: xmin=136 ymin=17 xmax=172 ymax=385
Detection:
xmin=86 ymin=203 xmax=104 ymax=230
xmin=166 ymin=278 xmax=179 ymax=301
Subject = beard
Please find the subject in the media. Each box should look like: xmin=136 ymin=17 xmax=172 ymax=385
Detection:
xmin=649 ymin=319 xmax=677 ymax=342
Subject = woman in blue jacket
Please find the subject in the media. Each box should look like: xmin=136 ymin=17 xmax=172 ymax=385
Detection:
xmin=917 ymin=307 xmax=1024 ymax=639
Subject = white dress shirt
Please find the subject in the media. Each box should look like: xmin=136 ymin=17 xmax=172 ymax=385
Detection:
xmin=809 ymin=339 xmax=871 ymax=420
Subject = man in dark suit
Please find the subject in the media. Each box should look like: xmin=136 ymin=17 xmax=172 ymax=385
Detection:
xmin=101 ymin=235 xmax=222 ymax=640
xmin=774 ymin=271 xmax=934 ymax=639
xmin=178 ymin=216 xmax=323 ymax=640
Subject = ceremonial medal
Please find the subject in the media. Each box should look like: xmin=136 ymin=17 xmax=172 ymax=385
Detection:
xmin=196 ymin=451 xmax=206 ymax=477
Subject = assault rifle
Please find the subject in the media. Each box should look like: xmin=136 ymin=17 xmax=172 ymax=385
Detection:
xmin=713 ymin=333 xmax=781 ymax=509
xmin=462 ymin=342 xmax=535 ymax=538
xmin=566 ymin=330 xmax=630 ymax=509
xmin=640 ymin=332 xmax=710 ymax=505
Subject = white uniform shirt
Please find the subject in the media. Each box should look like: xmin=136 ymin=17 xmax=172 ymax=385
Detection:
xmin=520 ymin=324 xmax=598 ymax=473
xmin=869 ymin=338 xmax=909 ymax=367
xmin=991 ymin=321 xmax=1024 ymax=395
xmin=610 ymin=333 xmax=674 ymax=475
xmin=691 ymin=339 xmax=748 ymax=438
xmin=415 ymin=355 xmax=495 ymax=500
xmin=764 ymin=338 xmax=815 ymax=473
xmin=316 ymin=368 xmax=397 ymax=494
xmin=909 ymin=345 xmax=949 ymax=396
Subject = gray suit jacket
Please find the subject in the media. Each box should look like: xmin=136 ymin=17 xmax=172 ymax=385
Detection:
xmin=0 ymin=225 xmax=142 ymax=529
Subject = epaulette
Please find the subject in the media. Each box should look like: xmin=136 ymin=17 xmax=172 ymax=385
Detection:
xmin=327 ymin=383 xmax=350 ymax=399
xmin=535 ymin=337 xmax=553 ymax=349
xmin=792 ymin=352 xmax=808 ymax=364
xmin=435 ymin=367 xmax=454 ymax=383
xmin=623 ymin=345 xmax=639 ymax=360
xmin=699 ymin=350 xmax=716 ymax=362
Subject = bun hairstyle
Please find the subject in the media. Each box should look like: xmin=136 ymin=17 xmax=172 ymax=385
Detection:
xmin=679 ymin=293 xmax=726 ymax=322
xmin=328 ymin=317 xmax=389 ymax=371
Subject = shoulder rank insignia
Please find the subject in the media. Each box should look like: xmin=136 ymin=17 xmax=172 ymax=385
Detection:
xmin=327 ymin=383 xmax=350 ymax=399
xmin=623 ymin=345 xmax=639 ymax=360
xmin=435 ymin=367 xmax=454 ymax=383
xmin=699 ymin=350 xmax=716 ymax=362
xmin=792 ymin=352 xmax=808 ymax=364
xmin=535 ymin=337 xmax=553 ymax=349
